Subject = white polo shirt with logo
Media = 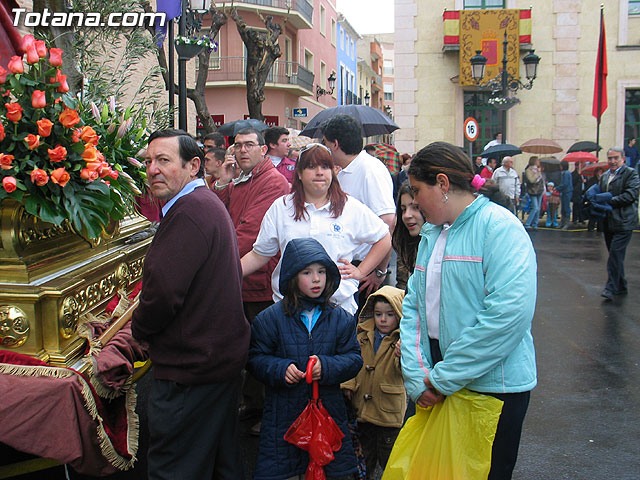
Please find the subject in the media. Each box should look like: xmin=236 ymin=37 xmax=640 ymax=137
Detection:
xmin=337 ymin=150 xmax=396 ymax=260
xmin=253 ymin=194 xmax=389 ymax=314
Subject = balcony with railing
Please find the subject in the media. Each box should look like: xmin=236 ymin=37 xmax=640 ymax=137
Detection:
xmin=204 ymin=56 xmax=314 ymax=96
xmin=234 ymin=0 xmax=313 ymax=29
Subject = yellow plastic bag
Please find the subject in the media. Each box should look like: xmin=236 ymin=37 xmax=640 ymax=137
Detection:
xmin=382 ymin=389 xmax=503 ymax=480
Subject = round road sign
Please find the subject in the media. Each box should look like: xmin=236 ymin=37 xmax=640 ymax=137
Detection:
xmin=464 ymin=117 xmax=479 ymax=142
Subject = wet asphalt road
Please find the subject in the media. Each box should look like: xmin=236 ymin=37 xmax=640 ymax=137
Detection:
xmin=512 ymin=228 xmax=640 ymax=480
xmin=7 ymin=228 xmax=640 ymax=479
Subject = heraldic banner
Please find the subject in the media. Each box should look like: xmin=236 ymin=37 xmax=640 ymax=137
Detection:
xmin=459 ymin=9 xmax=520 ymax=87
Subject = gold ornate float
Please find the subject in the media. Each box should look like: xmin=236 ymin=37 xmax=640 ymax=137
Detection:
xmin=0 ymin=199 xmax=151 ymax=368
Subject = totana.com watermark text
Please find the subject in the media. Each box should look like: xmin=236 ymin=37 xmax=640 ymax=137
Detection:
xmin=12 ymin=8 xmax=166 ymax=28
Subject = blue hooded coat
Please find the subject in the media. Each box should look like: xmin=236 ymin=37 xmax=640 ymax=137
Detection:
xmin=247 ymin=238 xmax=362 ymax=480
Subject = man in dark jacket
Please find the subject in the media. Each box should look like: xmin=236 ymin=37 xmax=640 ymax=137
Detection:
xmin=598 ymin=146 xmax=640 ymax=301
xmin=214 ymin=127 xmax=291 ymax=433
xmin=132 ymin=129 xmax=249 ymax=479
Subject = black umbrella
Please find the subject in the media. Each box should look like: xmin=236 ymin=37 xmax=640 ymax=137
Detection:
xmin=299 ymin=105 xmax=399 ymax=138
xmin=218 ymin=118 xmax=269 ymax=136
xmin=567 ymin=141 xmax=601 ymax=153
xmin=481 ymin=143 xmax=522 ymax=159
xmin=539 ymin=156 xmax=561 ymax=171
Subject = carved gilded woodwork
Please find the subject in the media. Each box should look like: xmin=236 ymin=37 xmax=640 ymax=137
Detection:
xmin=0 ymin=199 xmax=152 ymax=366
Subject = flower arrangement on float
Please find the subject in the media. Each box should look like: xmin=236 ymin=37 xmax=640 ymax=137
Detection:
xmin=0 ymin=35 xmax=145 ymax=240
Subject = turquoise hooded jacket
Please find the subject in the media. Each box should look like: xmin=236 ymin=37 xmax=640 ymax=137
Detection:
xmin=400 ymin=195 xmax=537 ymax=401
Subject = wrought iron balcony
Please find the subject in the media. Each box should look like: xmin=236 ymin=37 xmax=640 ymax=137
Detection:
xmin=204 ymin=56 xmax=314 ymax=95
xmin=234 ymin=0 xmax=313 ymax=29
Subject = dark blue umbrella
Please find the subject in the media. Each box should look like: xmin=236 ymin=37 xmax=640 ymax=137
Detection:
xmin=299 ymin=105 xmax=399 ymax=138
xmin=217 ymin=118 xmax=269 ymax=136
xmin=482 ymin=143 xmax=522 ymax=159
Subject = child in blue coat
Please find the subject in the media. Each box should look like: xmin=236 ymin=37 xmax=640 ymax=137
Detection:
xmin=248 ymin=237 xmax=363 ymax=480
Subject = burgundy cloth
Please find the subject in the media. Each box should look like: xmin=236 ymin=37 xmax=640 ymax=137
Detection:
xmin=135 ymin=193 xmax=162 ymax=223
xmin=0 ymin=0 xmax=21 ymax=69
xmin=86 ymin=320 xmax=148 ymax=392
xmin=0 ymin=351 xmax=133 ymax=476
xmin=214 ymin=157 xmax=290 ymax=302
xmin=132 ymin=186 xmax=250 ymax=385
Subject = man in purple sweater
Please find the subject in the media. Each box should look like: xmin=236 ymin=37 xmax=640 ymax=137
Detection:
xmin=132 ymin=129 xmax=249 ymax=479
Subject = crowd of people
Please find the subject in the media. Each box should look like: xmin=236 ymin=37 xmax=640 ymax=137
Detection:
xmin=129 ymin=119 xmax=638 ymax=480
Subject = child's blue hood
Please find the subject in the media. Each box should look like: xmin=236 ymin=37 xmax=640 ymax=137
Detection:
xmin=279 ymin=238 xmax=341 ymax=297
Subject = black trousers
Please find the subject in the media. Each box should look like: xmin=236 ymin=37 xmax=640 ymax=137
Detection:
xmin=603 ymin=229 xmax=633 ymax=294
xmin=429 ymin=338 xmax=530 ymax=480
xmin=241 ymin=300 xmax=272 ymax=412
xmin=147 ymin=377 xmax=242 ymax=480
xmin=357 ymin=422 xmax=401 ymax=479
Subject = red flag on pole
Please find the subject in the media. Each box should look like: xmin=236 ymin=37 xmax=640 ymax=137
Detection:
xmin=592 ymin=8 xmax=607 ymax=120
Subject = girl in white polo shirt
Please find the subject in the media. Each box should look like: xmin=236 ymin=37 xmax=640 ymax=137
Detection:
xmin=241 ymin=143 xmax=391 ymax=316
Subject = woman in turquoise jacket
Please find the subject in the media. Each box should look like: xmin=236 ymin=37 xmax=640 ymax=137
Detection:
xmin=400 ymin=142 xmax=537 ymax=480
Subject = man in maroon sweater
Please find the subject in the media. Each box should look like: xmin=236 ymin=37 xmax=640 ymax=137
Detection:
xmin=132 ymin=129 xmax=249 ymax=479
xmin=213 ymin=127 xmax=290 ymax=433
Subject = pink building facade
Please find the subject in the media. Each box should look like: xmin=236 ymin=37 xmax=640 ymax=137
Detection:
xmin=198 ymin=0 xmax=338 ymax=134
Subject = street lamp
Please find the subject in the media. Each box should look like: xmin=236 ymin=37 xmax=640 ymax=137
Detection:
xmin=316 ymin=72 xmax=337 ymax=100
xmin=364 ymin=91 xmax=370 ymax=106
xmin=470 ymin=31 xmax=541 ymax=142
xmin=176 ymin=0 xmax=211 ymax=131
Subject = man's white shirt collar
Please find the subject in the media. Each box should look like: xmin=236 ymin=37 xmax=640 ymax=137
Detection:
xmin=161 ymin=178 xmax=206 ymax=217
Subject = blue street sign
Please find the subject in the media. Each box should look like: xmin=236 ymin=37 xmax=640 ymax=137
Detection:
xmin=293 ymin=108 xmax=307 ymax=118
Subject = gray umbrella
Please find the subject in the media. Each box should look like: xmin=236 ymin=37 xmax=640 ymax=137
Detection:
xmin=218 ymin=118 xmax=269 ymax=136
xmin=299 ymin=105 xmax=399 ymax=138
xmin=481 ymin=143 xmax=522 ymax=159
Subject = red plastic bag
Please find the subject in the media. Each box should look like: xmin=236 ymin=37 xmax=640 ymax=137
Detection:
xmin=284 ymin=357 xmax=345 ymax=480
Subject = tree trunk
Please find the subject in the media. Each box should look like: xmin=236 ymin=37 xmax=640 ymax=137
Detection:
xmin=142 ymin=2 xmax=227 ymax=133
xmin=231 ymin=8 xmax=282 ymax=121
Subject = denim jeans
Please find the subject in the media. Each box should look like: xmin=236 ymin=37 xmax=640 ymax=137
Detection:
xmin=525 ymin=194 xmax=542 ymax=228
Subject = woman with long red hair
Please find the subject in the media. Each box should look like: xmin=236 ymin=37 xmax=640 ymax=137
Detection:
xmin=242 ymin=143 xmax=391 ymax=315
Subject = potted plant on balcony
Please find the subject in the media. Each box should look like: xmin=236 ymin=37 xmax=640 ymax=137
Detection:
xmin=0 ymin=35 xmax=145 ymax=241
xmin=488 ymin=95 xmax=521 ymax=111
xmin=175 ymin=35 xmax=218 ymax=60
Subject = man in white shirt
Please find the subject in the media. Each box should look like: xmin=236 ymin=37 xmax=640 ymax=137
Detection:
xmin=492 ymin=156 xmax=521 ymax=213
xmin=481 ymin=132 xmax=503 ymax=166
xmin=321 ymin=114 xmax=396 ymax=295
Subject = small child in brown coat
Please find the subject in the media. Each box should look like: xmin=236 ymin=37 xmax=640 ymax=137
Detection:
xmin=342 ymin=286 xmax=406 ymax=478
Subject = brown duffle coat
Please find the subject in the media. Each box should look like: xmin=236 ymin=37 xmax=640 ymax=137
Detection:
xmin=342 ymin=286 xmax=407 ymax=428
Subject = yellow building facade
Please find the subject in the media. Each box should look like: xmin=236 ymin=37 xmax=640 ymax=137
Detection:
xmin=394 ymin=0 xmax=640 ymax=168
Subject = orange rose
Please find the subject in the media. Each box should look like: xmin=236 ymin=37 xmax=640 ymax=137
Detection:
xmin=5 ymin=103 xmax=23 ymax=123
xmin=72 ymin=128 xmax=81 ymax=143
xmin=30 ymin=168 xmax=49 ymax=186
xmin=50 ymin=167 xmax=70 ymax=187
xmin=49 ymin=48 xmax=63 ymax=67
xmin=7 ymin=55 xmax=24 ymax=74
xmin=31 ymin=90 xmax=46 ymax=109
xmin=99 ymin=163 xmax=112 ymax=178
xmin=25 ymin=44 xmax=39 ymax=64
xmin=25 ymin=134 xmax=40 ymax=150
xmin=48 ymin=145 xmax=67 ymax=163
xmin=82 ymin=144 xmax=98 ymax=163
xmin=50 ymin=70 xmax=69 ymax=94
xmin=59 ymin=107 xmax=80 ymax=128
xmin=79 ymin=126 xmax=99 ymax=146
xmin=107 ymin=169 xmax=119 ymax=180
xmin=2 ymin=176 xmax=16 ymax=193
xmin=37 ymin=119 xmax=53 ymax=137
xmin=85 ymin=161 xmax=101 ymax=172
xmin=35 ymin=40 xmax=47 ymax=58
xmin=80 ymin=168 xmax=99 ymax=181
xmin=0 ymin=123 xmax=5 ymax=141
xmin=0 ymin=153 xmax=14 ymax=170
xmin=0 ymin=66 xmax=7 ymax=84
xmin=21 ymin=34 xmax=35 ymax=54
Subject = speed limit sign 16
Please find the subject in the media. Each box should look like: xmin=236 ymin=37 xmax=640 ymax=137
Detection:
xmin=464 ymin=117 xmax=479 ymax=142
